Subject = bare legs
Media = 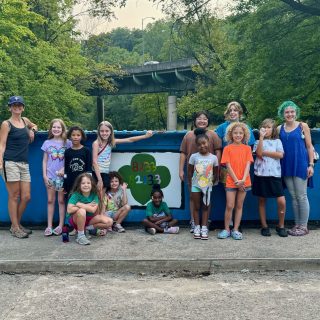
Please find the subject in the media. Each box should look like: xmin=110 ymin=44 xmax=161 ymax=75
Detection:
xmin=142 ymin=218 xmax=178 ymax=233
xmin=6 ymin=181 xmax=30 ymax=231
xmin=113 ymin=204 xmax=131 ymax=225
xmin=224 ymin=190 xmax=246 ymax=232
xmin=258 ymin=196 xmax=286 ymax=229
xmin=46 ymin=188 xmax=66 ymax=229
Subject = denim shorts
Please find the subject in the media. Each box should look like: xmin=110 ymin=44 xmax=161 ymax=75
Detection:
xmin=105 ymin=210 xmax=115 ymax=219
xmin=225 ymin=187 xmax=251 ymax=192
xmin=191 ymin=186 xmax=202 ymax=192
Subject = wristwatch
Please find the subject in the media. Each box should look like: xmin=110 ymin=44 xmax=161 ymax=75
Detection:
xmin=309 ymin=163 xmax=314 ymax=168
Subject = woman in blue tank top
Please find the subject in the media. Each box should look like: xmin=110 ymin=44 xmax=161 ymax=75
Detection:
xmin=0 ymin=96 xmax=38 ymax=239
xmin=277 ymin=101 xmax=314 ymax=236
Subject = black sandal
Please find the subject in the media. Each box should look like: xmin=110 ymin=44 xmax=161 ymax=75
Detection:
xmin=261 ymin=227 xmax=271 ymax=237
xmin=276 ymin=227 xmax=288 ymax=237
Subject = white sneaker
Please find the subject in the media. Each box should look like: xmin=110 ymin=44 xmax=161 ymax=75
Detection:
xmin=76 ymin=235 xmax=91 ymax=245
xmin=201 ymin=227 xmax=208 ymax=240
xmin=193 ymin=225 xmax=201 ymax=239
xmin=164 ymin=226 xmax=179 ymax=234
xmin=113 ymin=223 xmax=125 ymax=233
xmin=190 ymin=220 xmax=195 ymax=233
xmin=146 ymin=228 xmax=156 ymax=235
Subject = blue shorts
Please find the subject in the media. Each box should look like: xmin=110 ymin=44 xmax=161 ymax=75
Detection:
xmin=191 ymin=186 xmax=202 ymax=192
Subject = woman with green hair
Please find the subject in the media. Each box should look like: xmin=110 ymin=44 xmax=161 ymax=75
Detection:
xmin=277 ymin=100 xmax=314 ymax=236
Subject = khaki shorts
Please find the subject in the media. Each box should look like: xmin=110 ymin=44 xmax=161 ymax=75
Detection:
xmin=3 ymin=161 xmax=31 ymax=182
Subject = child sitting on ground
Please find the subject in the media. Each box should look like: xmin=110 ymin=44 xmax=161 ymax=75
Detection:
xmin=103 ymin=171 xmax=131 ymax=233
xmin=66 ymin=173 xmax=113 ymax=245
xmin=142 ymin=184 xmax=179 ymax=235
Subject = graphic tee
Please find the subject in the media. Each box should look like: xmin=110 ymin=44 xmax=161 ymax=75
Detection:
xmin=103 ymin=188 xmax=124 ymax=213
xmin=253 ymin=139 xmax=283 ymax=177
xmin=189 ymin=152 xmax=218 ymax=205
xmin=64 ymin=146 xmax=92 ymax=193
xmin=41 ymin=139 xmax=72 ymax=179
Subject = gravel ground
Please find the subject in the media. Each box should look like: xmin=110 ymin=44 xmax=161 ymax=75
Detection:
xmin=1 ymin=271 xmax=319 ymax=320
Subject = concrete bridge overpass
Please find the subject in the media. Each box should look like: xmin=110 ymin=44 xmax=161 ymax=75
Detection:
xmin=89 ymin=58 xmax=199 ymax=129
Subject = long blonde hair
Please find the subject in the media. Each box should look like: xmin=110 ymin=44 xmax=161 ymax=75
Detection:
xmin=96 ymin=121 xmax=115 ymax=147
xmin=48 ymin=119 xmax=67 ymax=143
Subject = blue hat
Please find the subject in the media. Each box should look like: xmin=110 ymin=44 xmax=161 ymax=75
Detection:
xmin=8 ymin=96 xmax=25 ymax=106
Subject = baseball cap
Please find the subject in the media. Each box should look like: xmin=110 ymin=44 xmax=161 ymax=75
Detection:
xmin=8 ymin=96 xmax=25 ymax=106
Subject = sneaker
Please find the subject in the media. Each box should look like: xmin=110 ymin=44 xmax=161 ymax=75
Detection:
xmin=53 ymin=226 xmax=62 ymax=236
xmin=217 ymin=229 xmax=231 ymax=239
xmin=69 ymin=228 xmax=77 ymax=236
xmin=201 ymin=227 xmax=208 ymax=240
xmin=11 ymin=228 xmax=29 ymax=239
xmin=76 ymin=235 xmax=91 ymax=245
xmin=20 ymin=225 xmax=32 ymax=235
xmin=164 ymin=226 xmax=179 ymax=234
xmin=190 ymin=220 xmax=195 ymax=233
xmin=261 ymin=227 xmax=271 ymax=237
xmin=89 ymin=228 xmax=107 ymax=237
xmin=193 ymin=225 xmax=201 ymax=239
xmin=276 ymin=227 xmax=288 ymax=237
xmin=113 ymin=223 xmax=125 ymax=233
xmin=146 ymin=228 xmax=156 ymax=235
xmin=231 ymin=230 xmax=243 ymax=240
xmin=44 ymin=227 xmax=53 ymax=237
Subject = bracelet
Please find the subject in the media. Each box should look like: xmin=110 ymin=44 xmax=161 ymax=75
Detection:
xmin=309 ymin=163 xmax=314 ymax=168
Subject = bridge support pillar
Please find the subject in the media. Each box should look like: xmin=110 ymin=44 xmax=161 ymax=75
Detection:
xmin=167 ymin=95 xmax=177 ymax=130
xmin=97 ymin=96 xmax=105 ymax=124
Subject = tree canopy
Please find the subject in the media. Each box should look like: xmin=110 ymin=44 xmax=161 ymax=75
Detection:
xmin=1 ymin=0 xmax=319 ymax=130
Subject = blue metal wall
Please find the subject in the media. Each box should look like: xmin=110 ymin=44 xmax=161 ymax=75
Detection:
xmin=1 ymin=130 xmax=319 ymax=225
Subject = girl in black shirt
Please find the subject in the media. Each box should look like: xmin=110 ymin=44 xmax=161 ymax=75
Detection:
xmin=64 ymin=126 xmax=92 ymax=195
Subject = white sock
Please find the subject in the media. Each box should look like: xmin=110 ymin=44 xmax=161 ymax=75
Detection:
xmin=78 ymin=230 xmax=85 ymax=237
xmin=86 ymin=225 xmax=94 ymax=230
xmin=201 ymin=226 xmax=208 ymax=230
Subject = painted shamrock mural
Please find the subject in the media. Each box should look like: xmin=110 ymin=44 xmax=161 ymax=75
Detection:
xmin=118 ymin=153 xmax=171 ymax=205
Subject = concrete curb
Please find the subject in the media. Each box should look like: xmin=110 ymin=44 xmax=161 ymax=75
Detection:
xmin=1 ymin=258 xmax=320 ymax=274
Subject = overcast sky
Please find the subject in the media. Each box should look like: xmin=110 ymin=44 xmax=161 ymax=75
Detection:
xmin=74 ymin=0 xmax=233 ymax=37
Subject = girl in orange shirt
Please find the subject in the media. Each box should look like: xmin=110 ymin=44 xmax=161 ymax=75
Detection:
xmin=218 ymin=122 xmax=253 ymax=240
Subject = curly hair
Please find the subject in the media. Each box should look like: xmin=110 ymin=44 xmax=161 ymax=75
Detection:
xmin=67 ymin=126 xmax=86 ymax=141
xmin=224 ymin=101 xmax=243 ymax=120
xmin=277 ymin=100 xmax=300 ymax=120
xmin=224 ymin=122 xmax=250 ymax=144
xmin=108 ymin=171 xmax=124 ymax=189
